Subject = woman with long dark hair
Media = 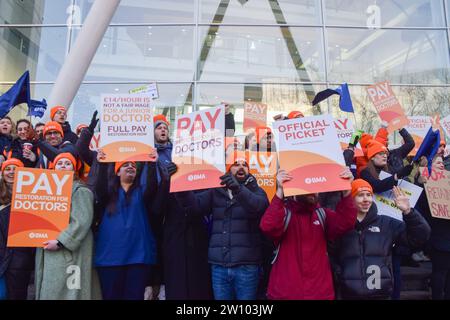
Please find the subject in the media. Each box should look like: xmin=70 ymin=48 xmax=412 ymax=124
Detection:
xmin=93 ymin=149 xmax=164 ymax=300
xmin=0 ymin=158 xmax=34 ymax=300
xmin=3 ymin=119 xmax=38 ymax=168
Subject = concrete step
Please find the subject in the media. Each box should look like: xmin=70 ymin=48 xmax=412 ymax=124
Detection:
xmin=401 ymin=264 xmax=431 ymax=291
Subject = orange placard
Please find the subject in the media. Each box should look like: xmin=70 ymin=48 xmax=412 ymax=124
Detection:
xmin=170 ymin=106 xmax=226 ymax=192
xmin=366 ymin=81 xmax=409 ymax=133
xmin=99 ymin=93 xmax=155 ymax=162
xmin=7 ymin=168 xmax=74 ymax=247
xmin=420 ymin=168 xmax=450 ymax=220
xmin=243 ymin=102 xmax=268 ymax=132
xmin=273 ymin=115 xmax=350 ymax=197
xmin=249 ymin=151 xmax=277 ymax=202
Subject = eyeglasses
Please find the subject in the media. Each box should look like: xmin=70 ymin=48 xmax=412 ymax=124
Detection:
xmin=46 ymin=131 xmax=61 ymax=137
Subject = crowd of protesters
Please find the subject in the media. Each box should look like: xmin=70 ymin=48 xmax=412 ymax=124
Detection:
xmin=0 ymin=103 xmax=449 ymax=300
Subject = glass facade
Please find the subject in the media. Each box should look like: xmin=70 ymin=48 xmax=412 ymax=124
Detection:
xmin=0 ymin=0 xmax=449 ymax=139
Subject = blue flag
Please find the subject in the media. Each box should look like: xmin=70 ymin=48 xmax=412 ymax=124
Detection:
xmin=0 ymin=71 xmax=47 ymax=118
xmin=28 ymin=99 xmax=47 ymax=118
xmin=312 ymin=83 xmax=354 ymax=113
xmin=413 ymin=127 xmax=440 ymax=175
xmin=0 ymin=71 xmax=30 ymax=118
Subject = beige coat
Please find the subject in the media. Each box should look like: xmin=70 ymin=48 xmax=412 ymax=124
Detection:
xmin=35 ymin=181 xmax=101 ymax=300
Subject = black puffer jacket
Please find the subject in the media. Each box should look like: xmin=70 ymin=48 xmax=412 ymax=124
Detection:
xmin=179 ymin=175 xmax=269 ymax=267
xmin=333 ymin=203 xmax=430 ymax=299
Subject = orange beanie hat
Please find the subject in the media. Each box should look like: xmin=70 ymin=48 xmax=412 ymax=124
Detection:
xmin=114 ymin=161 xmax=136 ymax=174
xmin=50 ymin=105 xmax=66 ymax=120
xmin=287 ymin=111 xmax=304 ymax=119
xmin=359 ymin=133 xmax=374 ymax=150
xmin=351 ymin=179 xmax=373 ymax=198
xmin=367 ymin=140 xmax=388 ymax=160
xmin=1 ymin=158 xmax=24 ymax=172
xmin=43 ymin=121 xmax=64 ymax=137
xmin=51 ymin=152 xmax=80 ymax=171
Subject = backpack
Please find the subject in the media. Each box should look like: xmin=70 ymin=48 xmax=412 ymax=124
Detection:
xmin=271 ymin=205 xmax=327 ymax=264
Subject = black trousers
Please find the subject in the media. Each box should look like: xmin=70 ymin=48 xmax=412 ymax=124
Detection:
xmin=431 ymin=250 xmax=450 ymax=300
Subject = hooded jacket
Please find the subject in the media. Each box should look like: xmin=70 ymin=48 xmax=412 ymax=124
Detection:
xmin=260 ymin=193 xmax=357 ymax=300
xmin=333 ymin=203 xmax=430 ymax=299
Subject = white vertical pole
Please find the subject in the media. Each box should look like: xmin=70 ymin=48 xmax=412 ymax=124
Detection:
xmin=47 ymin=0 xmax=121 ymax=112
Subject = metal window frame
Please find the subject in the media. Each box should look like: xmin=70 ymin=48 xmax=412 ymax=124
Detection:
xmin=1 ymin=0 xmax=450 ymax=111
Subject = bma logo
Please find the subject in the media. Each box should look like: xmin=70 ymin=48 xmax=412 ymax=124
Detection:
xmin=188 ymin=174 xmax=206 ymax=182
xmin=304 ymin=177 xmax=327 ymax=184
xmin=29 ymin=232 xmax=48 ymax=239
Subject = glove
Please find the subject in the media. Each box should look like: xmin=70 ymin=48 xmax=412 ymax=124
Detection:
xmin=166 ymin=162 xmax=177 ymax=176
xmin=220 ymin=173 xmax=240 ymax=193
xmin=343 ymin=149 xmax=355 ymax=167
xmin=396 ymin=164 xmax=413 ymax=179
xmin=349 ymin=130 xmax=363 ymax=147
xmin=88 ymin=111 xmax=99 ymax=133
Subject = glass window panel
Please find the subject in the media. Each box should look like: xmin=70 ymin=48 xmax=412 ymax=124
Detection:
xmin=72 ymin=26 xmax=195 ymax=82
xmin=0 ymin=0 xmax=72 ymax=25
xmin=325 ymin=0 xmax=446 ymax=28
xmin=76 ymin=0 xmax=195 ymax=24
xmin=0 ymin=27 xmax=67 ymax=82
xmin=198 ymin=26 xmax=325 ymax=82
xmin=200 ymin=0 xmax=322 ymax=25
xmin=68 ymin=83 xmax=193 ymax=133
xmin=330 ymin=85 xmax=450 ymax=144
xmin=197 ymin=83 xmax=327 ymax=134
xmin=327 ymin=28 xmax=450 ymax=84
xmin=447 ymin=0 xmax=450 ymax=25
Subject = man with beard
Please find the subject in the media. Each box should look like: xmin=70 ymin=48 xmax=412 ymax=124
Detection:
xmin=153 ymin=114 xmax=172 ymax=167
xmin=260 ymin=167 xmax=357 ymax=299
xmin=177 ymin=155 xmax=269 ymax=300
xmin=36 ymin=121 xmax=78 ymax=169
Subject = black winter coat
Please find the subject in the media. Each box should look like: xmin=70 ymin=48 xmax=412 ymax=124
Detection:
xmin=333 ymin=203 xmax=430 ymax=299
xmin=61 ymin=122 xmax=78 ymax=144
xmin=3 ymin=138 xmax=38 ymax=168
xmin=179 ymin=175 xmax=269 ymax=267
xmin=0 ymin=204 xmax=35 ymax=300
xmin=36 ymin=140 xmax=78 ymax=169
xmin=162 ymin=192 xmax=213 ymax=299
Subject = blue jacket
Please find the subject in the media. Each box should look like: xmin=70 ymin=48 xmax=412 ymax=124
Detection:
xmin=93 ymin=161 xmax=162 ymax=267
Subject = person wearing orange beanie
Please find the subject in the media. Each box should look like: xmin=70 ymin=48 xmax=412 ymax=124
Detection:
xmin=360 ymin=139 xmax=413 ymax=194
xmin=35 ymin=150 xmax=101 ymax=300
xmin=332 ymin=180 xmax=430 ymax=299
xmin=287 ymin=110 xmax=304 ymax=119
xmin=51 ymin=152 xmax=82 ymax=172
xmin=114 ymin=161 xmax=137 ymax=175
xmin=36 ymin=122 xmax=79 ymax=169
xmin=48 ymin=105 xmax=78 ymax=144
xmin=0 ymin=157 xmax=34 ymax=300
xmin=1 ymin=158 xmax=24 ymax=172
